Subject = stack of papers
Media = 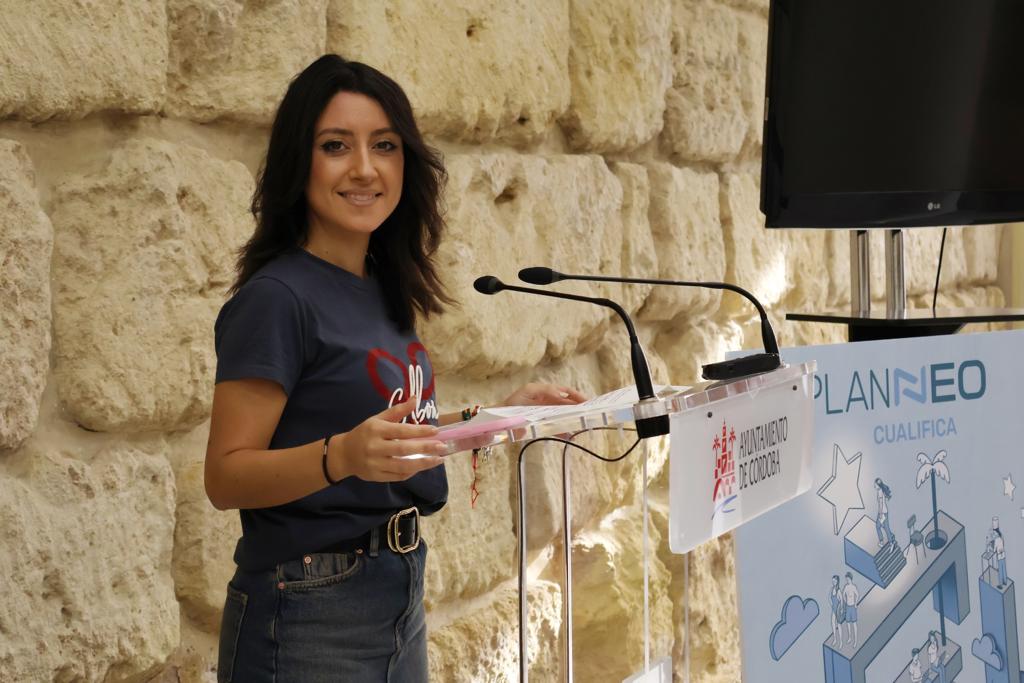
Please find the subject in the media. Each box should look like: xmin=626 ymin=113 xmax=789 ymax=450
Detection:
xmin=441 ymin=384 xmax=689 ymax=432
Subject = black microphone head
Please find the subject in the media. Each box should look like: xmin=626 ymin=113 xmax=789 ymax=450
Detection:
xmin=473 ymin=275 xmax=505 ymax=295
xmin=518 ymin=267 xmax=561 ymax=285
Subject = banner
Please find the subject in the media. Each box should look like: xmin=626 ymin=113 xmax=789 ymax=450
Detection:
xmin=735 ymin=330 xmax=1024 ymax=683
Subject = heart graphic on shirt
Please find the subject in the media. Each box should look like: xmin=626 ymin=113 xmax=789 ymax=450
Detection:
xmin=366 ymin=342 xmax=435 ymax=407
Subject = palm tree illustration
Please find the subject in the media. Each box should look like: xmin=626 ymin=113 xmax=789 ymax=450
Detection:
xmin=915 ymin=450 xmax=950 ymax=550
xmin=916 ymin=449 xmax=952 ymax=644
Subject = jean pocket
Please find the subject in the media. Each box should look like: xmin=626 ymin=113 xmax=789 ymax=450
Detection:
xmin=279 ymin=552 xmax=362 ymax=591
xmin=217 ymin=584 xmax=247 ymax=683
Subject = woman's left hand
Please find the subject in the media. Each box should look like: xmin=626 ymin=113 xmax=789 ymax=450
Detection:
xmin=500 ymin=382 xmax=587 ymax=407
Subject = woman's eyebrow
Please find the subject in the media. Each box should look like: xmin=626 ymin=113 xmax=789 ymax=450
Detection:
xmin=315 ymin=127 xmax=397 ymax=138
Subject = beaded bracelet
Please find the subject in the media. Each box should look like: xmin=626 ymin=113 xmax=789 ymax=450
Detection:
xmin=322 ymin=434 xmax=341 ymax=486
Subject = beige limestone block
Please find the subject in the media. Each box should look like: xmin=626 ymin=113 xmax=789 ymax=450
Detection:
xmin=0 ymin=2 xmax=166 ymax=121
xmin=720 ymin=172 xmax=787 ymax=311
xmin=0 ymin=141 xmax=52 ymax=450
xmin=664 ymin=1 xmax=754 ymax=162
xmin=911 ymin=284 xmax=1004 ymax=311
xmin=167 ymin=0 xmax=329 ymax=124
xmin=0 ymin=440 xmax=178 ymax=681
xmin=170 ymin=422 xmax=241 ymax=633
xmin=327 ymin=1 xmax=570 ymax=145
xmin=901 ymin=228 xmax=968 ymax=297
xmin=655 ymin=317 xmax=745 ymax=385
xmin=961 ymin=225 xmax=1002 ymax=285
xmin=571 ymin=502 xmax=674 ymax=682
xmin=610 ymin=162 xmax=658 ymax=315
xmin=720 ymin=172 xmax=830 ymax=315
xmin=560 ymin=0 xmax=673 ymax=152
xmin=427 ymin=580 xmax=562 ymax=682
xmin=722 ymin=0 xmax=770 ymax=14
xmin=775 ymin=317 xmax=848 ymax=349
xmin=51 ymin=138 xmax=254 ymax=432
xmin=419 ymin=153 xmax=624 ymax=378
xmin=735 ymin=9 xmax=769 ymax=160
xmin=823 ymin=230 xmax=853 ymax=307
xmin=639 ymin=163 xmax=725 ymax=322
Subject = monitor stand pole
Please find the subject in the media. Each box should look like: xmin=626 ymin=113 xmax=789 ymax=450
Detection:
xmin=850 ymin=229 xmax=871 ymax=317
xmin=884 ymin=228 xmax=907 ymax=317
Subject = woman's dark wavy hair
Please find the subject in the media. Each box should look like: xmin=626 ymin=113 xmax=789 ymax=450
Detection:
xmin=232 ymin=54 xmax=452 ymax=331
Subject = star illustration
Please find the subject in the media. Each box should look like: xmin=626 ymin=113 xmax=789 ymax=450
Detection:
xmin=1005 ymin=474 xmax=1016 ymax=501
xmin=817 ymin=444 xmax=865 ymax=535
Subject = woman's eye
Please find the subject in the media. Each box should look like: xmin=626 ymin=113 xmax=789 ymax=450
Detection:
xmin=321 ymin=140 xmax=345 ymax=153
xmin=375 ymin=140 xmax=398 ymax=152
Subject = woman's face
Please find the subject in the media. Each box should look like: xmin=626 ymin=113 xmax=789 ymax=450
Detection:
xmin=306 ymin=91 xmax=404 ymax=241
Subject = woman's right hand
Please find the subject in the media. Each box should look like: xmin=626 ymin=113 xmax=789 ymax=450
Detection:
xmin=329 ymin=396 xmax=448 ymax=482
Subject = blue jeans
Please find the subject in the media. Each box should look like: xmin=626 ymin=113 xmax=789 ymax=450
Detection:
xmin=218 ymin=535 xmax=428 ymax=682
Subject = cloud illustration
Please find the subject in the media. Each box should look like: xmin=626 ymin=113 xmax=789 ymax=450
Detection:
xmin=769 ymin=595 xmax=819 ymax=661
xmin=971 ymin=634 xmax=1004 ymax=671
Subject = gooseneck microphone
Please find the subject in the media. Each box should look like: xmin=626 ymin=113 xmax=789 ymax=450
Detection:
xmin=472 ymin=276 xmax=669 ymax=438
xmin=518 ymin=267 xmax=782 ymax=381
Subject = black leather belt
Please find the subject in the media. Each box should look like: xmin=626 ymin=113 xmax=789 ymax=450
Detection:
xmin=317 ymin=507 xmax=420 ymax=555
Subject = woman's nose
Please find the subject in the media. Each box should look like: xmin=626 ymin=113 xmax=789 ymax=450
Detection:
xmin=350 ymin=146 xmax=377 ymax=180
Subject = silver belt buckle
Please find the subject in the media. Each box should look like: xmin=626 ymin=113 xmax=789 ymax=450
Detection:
xmin=387 ymin=507 xmax=420 ymax=554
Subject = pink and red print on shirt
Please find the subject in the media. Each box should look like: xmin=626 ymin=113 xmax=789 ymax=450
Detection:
xmin=366 ymin=342 xmax=439 ymax=424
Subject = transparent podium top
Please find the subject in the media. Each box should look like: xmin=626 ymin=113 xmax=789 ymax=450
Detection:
xmin=437 ymin=361 xmax=817 ymax=455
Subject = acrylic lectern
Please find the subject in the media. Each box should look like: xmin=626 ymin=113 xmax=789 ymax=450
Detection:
xmin=437 ymin=362 xmax=817 ymax=683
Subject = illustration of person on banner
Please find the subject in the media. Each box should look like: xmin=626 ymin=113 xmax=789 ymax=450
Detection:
xmin=842 ymin=572 xmax=859 ymax=648
xmin=926 ymin=630 xmax=947 ymax=683
xmin=908 ymin=648 xmax=924 ymax=683
xmin=829 ymin=574 xmax=845 ymax=646
xmin=874 ymin=477 xmax=897 ymax=548
xmin=989 ymin=516 xmax=1008 ymax=588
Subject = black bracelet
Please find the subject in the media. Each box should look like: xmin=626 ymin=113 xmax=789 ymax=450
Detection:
xmin=322 ymin=434 xmax=341 ymax=485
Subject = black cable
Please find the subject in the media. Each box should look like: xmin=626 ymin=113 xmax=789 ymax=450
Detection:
xmin=933 ymin=227 xmax=948 ymax=313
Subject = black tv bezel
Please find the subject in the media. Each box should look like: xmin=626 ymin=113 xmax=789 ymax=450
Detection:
xmin=759 ymin=1 xmax=1024 ymax=229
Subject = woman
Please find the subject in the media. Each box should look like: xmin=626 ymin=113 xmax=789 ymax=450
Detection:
xmin=874 ymin=477 xmax=896 ymax=548
xmin=205 ymin=55 xmax=584 ymax=682
xmin=829 ymin=574 xmax=843 ymax=646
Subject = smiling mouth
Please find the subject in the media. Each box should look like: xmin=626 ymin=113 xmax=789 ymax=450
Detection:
xmin=338 ymin=191 xmax=382 ymax=206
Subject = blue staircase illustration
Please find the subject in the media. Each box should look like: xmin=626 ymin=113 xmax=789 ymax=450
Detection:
xmin=845 ymin=515 xmax=908 ymax=588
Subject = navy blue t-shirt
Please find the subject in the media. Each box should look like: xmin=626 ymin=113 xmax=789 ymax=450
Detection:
xmin=214 ymin=247 xmax=447 ymax=571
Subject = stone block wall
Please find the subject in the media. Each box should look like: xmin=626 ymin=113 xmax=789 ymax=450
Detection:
xmin=0 ymin=1 xmax=1005 ymax=681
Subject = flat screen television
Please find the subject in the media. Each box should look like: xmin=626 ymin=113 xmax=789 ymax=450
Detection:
xmin=761 ymin=1 xmax=1024 ymax=228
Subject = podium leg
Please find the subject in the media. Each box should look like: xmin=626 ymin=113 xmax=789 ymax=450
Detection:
xmin=642 ymin=440 xmax=650 ymax=672
xmin=519 ymin=450 xmax=529 ymax=683
xmin=562 ymin=446 xmax=574 ymax=682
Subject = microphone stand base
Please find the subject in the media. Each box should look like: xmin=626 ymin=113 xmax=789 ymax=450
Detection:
xmin=701 ymin=353 xmax=781 ymax=381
